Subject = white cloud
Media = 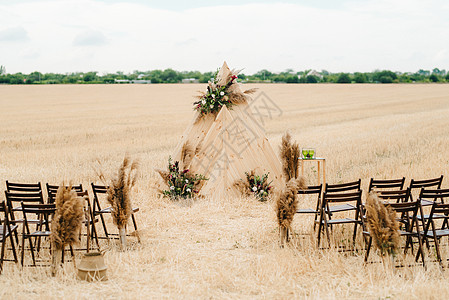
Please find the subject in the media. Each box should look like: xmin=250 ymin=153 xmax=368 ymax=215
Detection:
xmin=0 ymin=26 xmax=29 ymax=42
xmin=73 ymin=30 xmax=108 ymax=46
xmin=0 ymin=0 xmax=448 ymax=74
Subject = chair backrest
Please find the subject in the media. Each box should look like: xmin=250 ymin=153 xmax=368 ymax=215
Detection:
xmin=368 ymin=177 xmax=405 ymax=192
xmin=6 ymin=181 xmax=42 ymax=193
xmin=4 ymin=191 xmax=45 ymax=223
xmin=21 ymin=202 xmax=56 ymax=231
xmin=297 ymin=184 xmax=322 ymax=195
xmin=376 ymin=188 xmax=410 ymax=203
xmin=46 ymin=184 xmax=83 ymax=204
xmin=409 ymin=176 xmax=444 ymax=201
xmin=325 ymin=179 xmax=361 ymax=194
xmin=91 ymin=183 xmax=109 ymax=211
xmin=418 ymin=188 xmax=449 ymax=204
xmin=323 ymin=190 xmax=362 ymax=204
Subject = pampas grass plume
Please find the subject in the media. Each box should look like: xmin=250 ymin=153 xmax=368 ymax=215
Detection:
xmin=366 ymin=191 xmax=400 ymax=256
xmin=279 ymin=132 xmax=300 ymax=182
xmin=107 ymin=156 xmax=138 ymax=229
xmin=276 ymin=177 xmax=307 ymax=229
xmin=51 ymin=185 xmax=84 ymax=250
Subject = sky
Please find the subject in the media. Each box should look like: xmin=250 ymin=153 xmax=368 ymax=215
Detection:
xmin=1 ymin=0 xmax=448 ymax=74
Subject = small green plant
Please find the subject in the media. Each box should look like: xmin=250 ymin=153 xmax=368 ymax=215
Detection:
xmin=161 ymin=157 xmax=207 ymax=199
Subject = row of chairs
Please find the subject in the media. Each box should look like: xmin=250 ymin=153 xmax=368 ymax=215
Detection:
xmin=296 ymin=176 xmax=448 ymax=267
xmin=0 ymin=181 xmax=140 ymax=272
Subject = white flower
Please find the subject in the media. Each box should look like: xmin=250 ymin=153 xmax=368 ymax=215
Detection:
xmin=170 ymin=186 xmax=175 ymax=190
xmin=201 ymin=99 xmax=206 ymax=105
xmin=210 ymin=104 xmax=214 ymax=108
xmin=211 ymin=94 xmax=215 ymax=98
xmin=220 ymin=91 xmax=225 ymax=96
xmin=186 ymin=188 xmax=191 ymax=193
xmin=252 ymin=186 xmax=257 ymax=192
xmin=185 ymin=179 xmax=188 ymax=183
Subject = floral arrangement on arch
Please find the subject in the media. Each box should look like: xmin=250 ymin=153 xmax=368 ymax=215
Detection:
xmin=193 ymin=66 xmax=257 ymax=116
xmin=158 ymin=157 xmax=207 ymax=199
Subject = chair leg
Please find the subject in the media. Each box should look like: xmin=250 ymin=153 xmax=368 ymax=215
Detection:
xmin=365 ymin=236 xmax=372 ymax=262
xmin=21 ymin=233 xmax=25 ymax=266
xmin=99 ymin=213 xmax=110 ymax=241
xmin=131 ymin=213 xmax=138 ymax=232
xmin=28 ymin=236 xmax=36 ymax=266
xmin=9 ymin=230 xmax=18 ymax=263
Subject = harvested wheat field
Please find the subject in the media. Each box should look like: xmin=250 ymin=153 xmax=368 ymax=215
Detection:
xmin=1 ymin=83 xmax=449 ymax=299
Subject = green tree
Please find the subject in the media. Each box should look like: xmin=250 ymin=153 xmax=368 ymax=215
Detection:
xmin=429 ymin=74 xmax=439 ymax=82
xmin=353 ymin=73 xmax=366 ymax=83
xmin=379 ymin=76 xmax=393 ymax=83
xmin=336 ymin=73 xmax=351 ymax=83
xmin=305 ymin=75 xmax=318 ymax=83
xmin=0 ymin=65 xmax=5 ymax=75
xmin=83 ymin=72 xmax=97 ymax=82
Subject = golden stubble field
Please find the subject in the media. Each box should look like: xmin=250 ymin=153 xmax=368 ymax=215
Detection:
xmin=1 ymin=83 xmax=449 ymax=299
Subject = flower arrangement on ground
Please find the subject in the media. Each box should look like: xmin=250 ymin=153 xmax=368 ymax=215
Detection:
xmin=234 ymin=170 xmax=273 ymax=201
xmin=158 ymin=157 xmax=207 ymax=199
xmin=245 ymin=171 xmax=272 ymax=201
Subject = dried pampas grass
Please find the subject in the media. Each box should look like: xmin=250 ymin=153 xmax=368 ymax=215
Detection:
xmin=107 ymin=156 xmax=138 ymax=229
xmin=279 ymin=132 xmax=301 ymax=181
xmin=276 ymin=177 xmax=307 ymax=245
xmin=51 ymin=185 xmax=84 ymax=250
xmin=365 ymin=191 xmax=400 ymax=257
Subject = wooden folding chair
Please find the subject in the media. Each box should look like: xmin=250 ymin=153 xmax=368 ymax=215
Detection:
xmin=317 ymin=190 xmax=363 ymax=248
xmin=0 ymin=201 xmax=18 ymax=273
xmin=91 ymin=183 xmax=139 ymax=241
xmin=20 ymin=202 xmax=56 ymax=266
xmin=421 ymin=199 xmax=449 ymax=267
xmin=46 ymin=183 xmax=83 ymax=204
xmin=4 ymin=191 xmax=45 ymax=245
xmin=364 ymin=200 xmax=426 ymax=267
xmin=368 ymin=177 xmax=405 ymax=192
xmin=296 ymin=184 xmax=323 ymax=230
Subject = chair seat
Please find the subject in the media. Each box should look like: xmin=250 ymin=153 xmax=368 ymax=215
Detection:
xmin=27 ymin=230 xmax=51 ymax=237
xmin=0 ymin=224 xmax=18 ymax=239
xmin=296 ymin=208 xmax=317 ymax=214
xmin=423 ymin=229 xmax=449 ymax=238
xmin=421 ymin=199 xmax=435 ymax=207
xmin=98 ymin=206 xmax=139 ymax=214
xmin=327 ymin=204 xmax=356 ymax=213
xmin=417 ymin=213 xmax=447 ymax=221
xmin=319 ymin=218 xmax=359 ymax=225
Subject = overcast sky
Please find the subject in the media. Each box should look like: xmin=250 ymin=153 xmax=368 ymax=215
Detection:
xmin=1 ymin=0 xmax=448 ymax=74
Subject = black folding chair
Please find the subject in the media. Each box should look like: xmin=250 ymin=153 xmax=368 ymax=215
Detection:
xmin=91 ymin=183 xmax=139 ymax=242
xmin=421 ymin=200 xmax=449 ymax=267
xmin=317 ymin=190 xmax=363 ymax=248
xmin=364 ymin=200 xmax=426 ymax=267
xmin=20 ymin=202 xmax=56 ymax=266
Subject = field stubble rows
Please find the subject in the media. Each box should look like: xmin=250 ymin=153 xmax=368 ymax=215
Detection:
xmin=1 ymin=84 xmax=449 ymax=298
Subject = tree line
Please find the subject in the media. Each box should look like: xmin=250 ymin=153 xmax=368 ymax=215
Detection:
xmin=0 ymin=65 xmax=448 ymax=84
